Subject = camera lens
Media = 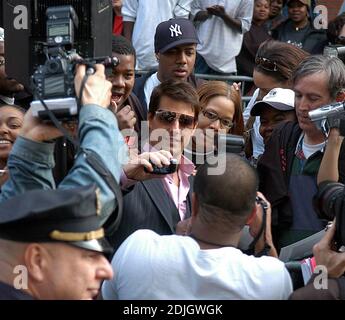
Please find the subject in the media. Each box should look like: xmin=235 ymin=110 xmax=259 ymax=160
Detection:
xmin=314 ymin=181 xmax=344 ymax=220
xmin=46 ymin=59 xmax=62 ymax=74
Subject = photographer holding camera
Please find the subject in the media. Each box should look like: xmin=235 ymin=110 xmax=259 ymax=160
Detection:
xmin=290 ymin=127 xmax=345 ymax=299
xmin=102 ymin=155 xmax=292 ymax=300
xmin=257 ymin=55 xmax=345 ymax=251
xmin=0 ymin=63 xmax=128 ymax=228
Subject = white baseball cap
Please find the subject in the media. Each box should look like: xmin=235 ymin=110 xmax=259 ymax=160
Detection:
xmin=251 ymin=88 xmax=295 ymax=117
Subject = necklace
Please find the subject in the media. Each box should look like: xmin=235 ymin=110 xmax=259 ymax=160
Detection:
xmin=189 ymin=234 xmax=237 ymax=248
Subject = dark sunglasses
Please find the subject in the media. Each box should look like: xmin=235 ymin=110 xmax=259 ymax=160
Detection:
xmin=255 ymin=56 xmax=278 ymax=72
xmin=155 ymin=110 xmax=196 ymax=129
xmin=202 ymin=109 xmax=233 ymax=129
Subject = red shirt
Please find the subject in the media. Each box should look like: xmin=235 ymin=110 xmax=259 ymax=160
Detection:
xmin=113 ymin=16 xmax=123 ymax=36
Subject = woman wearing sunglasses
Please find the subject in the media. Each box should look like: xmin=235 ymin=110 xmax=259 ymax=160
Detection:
xmin=243 ymin=40 xmax=309 ymax=163
xmin=184 ymin=81 xmax=244 ymax=166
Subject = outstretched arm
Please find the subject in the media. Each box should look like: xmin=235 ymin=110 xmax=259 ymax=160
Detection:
xmin=317 ymin=128 xmax=344 ymax=185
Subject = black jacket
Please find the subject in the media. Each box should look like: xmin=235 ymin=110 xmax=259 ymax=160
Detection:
xmin=257 ymin=121 xmax=345 ymax=230
xmin=110 ymin=176 xmax=193 ymax=252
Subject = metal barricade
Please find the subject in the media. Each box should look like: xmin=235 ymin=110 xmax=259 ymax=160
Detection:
xmin=134 ymin=71 xmax=254 ymax=109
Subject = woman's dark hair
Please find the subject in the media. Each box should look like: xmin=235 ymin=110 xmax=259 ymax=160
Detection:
xmin=327 ymin=13 xmax=345 ymax=45
xmin=255 ymin=40 xmax=310 ymax=84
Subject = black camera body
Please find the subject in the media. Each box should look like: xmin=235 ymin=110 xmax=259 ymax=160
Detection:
xmin=145 ymin=159 xmax=178 ymax=175
xmin=216 ymin=134 xmax=245 ymax=154
xmin=33 ymin=55 xmax=76 ymax=100
xmin=314 ymin=181 xmax=345 ymax=248
xmin=30 ymin=5 xmax=118 ymax=121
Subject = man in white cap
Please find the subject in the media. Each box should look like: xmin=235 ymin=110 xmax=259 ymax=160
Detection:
xmin=250 ymin=88 xmax=296 ymax=147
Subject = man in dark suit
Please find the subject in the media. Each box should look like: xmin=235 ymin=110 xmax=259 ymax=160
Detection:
xmin=112 ymin=79 xmax=200 ymax=250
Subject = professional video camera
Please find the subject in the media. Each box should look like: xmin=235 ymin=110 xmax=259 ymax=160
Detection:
xmin=314 ymin=181 xmax=345 ymax=249
xmin=30 ymin=5 xmax=118 ymax=121
xmin=323 ymin=45 xmax=345 ymax=63
xmin=308 ymin=101 xmax=345 ymax=137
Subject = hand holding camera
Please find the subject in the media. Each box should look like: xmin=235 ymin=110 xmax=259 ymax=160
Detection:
xmin=313 ymin=221 xmax=345 ymax=278
xmin=123 ymin=150 xmax=175 ymax=181
xmin=20 ymin=63 xmax=113 ymax=143
xmin=74 ymin=64 xmax=112 ymax=108
xmin=248 ymin=192 xmax=277 ymax=257
xmin=308 ymin=101 xmax=345 ymax=137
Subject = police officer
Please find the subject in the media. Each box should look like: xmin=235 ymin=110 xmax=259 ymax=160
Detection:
xmin=0 ymin=185 xmax=113 ymax=300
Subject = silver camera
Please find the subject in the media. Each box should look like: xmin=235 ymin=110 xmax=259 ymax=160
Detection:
xmin=308 ymin=101 xmax=345 ymax=136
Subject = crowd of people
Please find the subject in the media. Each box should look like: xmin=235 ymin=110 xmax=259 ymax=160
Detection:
xmin=0 ymin=0 xmax=345 ymax=300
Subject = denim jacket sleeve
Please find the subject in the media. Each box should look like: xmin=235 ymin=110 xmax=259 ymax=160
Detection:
xmin=1 ymin=104 xmax=128 ymax=224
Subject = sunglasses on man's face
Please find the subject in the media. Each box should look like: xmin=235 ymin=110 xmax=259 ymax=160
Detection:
xmin=155 ymin=110 xmax=196 ymax=129
xmin=255 ymin=56 xmax=278 ymax=72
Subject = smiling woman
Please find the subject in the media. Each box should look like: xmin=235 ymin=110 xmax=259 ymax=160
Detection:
xmin=184 ymin=81 xmax=244 ymax=166
xmin=0 ymin=104 xmax=25 ymax=185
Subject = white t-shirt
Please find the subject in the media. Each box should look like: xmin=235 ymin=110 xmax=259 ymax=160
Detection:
xmin=102 ymin=230 xmax=293 ymax=300
xmin=303 ymin=141 xmax=326 ymax=159
xmin=243 ymin=89 xmax=265 ymax=158
xmin=294 ymin=134 xmax=326 ymax=159
xmin=144 ymin=72 xmax=161 ymax=109
xmin=122 ymin=0 xmax=193 ymax=70
xmin=191 ymin=0 xmax=253 ymax=73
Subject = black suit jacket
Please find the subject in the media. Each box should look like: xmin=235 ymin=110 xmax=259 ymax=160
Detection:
xmin=110 ymin=177 xmax=193 ymax=252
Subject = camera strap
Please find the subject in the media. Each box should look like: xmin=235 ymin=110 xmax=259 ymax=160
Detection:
xmin=244 ymin=201 xmax=271 ymax=257
xmin=84 ymin=149 xmax=123 ymax=243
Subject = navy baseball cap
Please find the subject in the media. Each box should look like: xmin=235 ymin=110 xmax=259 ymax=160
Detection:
xmin=154 ymin=18 xmax=199 ymax=54
xmin=0 ymin=185 xmax=113 ymax=257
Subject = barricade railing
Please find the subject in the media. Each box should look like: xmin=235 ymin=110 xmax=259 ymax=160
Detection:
xmin=135 ymin=70 xmax=254 ymax=109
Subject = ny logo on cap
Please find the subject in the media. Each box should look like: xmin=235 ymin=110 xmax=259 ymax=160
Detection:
xmin=169 ymin=24 xmax=182 ymax=38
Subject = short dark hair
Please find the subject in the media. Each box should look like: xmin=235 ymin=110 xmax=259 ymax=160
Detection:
xmin=194 ymin=154 xmax=258 ymax=231
xmin=112 ymin=35 xmax=136 ymax=62
xmin=148 ymin=79 xmax=200 ymax=118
